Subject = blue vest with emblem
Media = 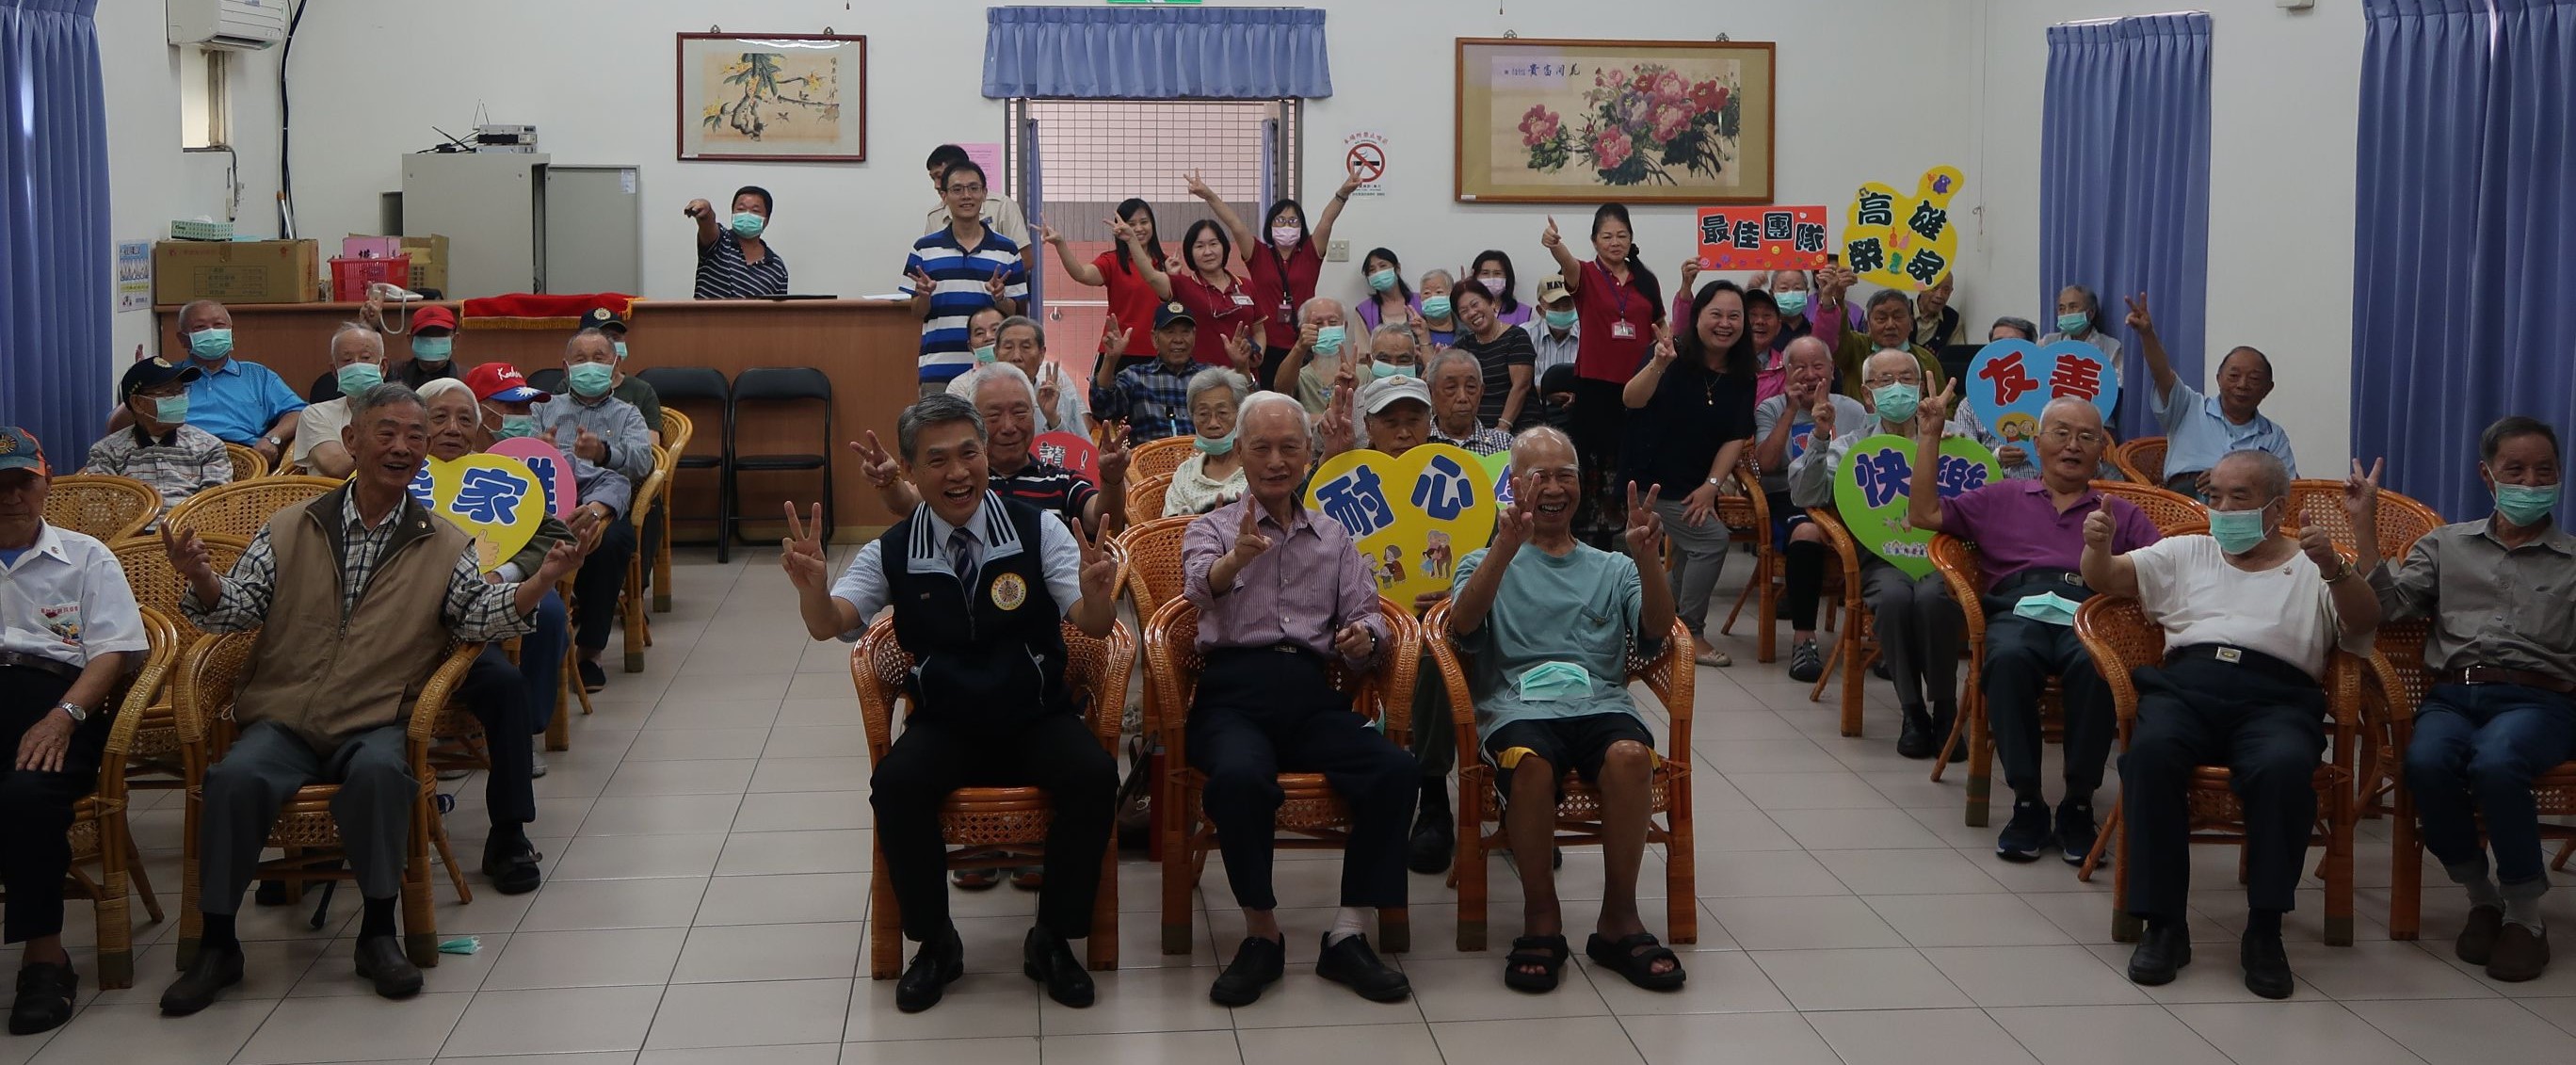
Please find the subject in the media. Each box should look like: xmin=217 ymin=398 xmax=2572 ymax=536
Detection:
xmin=877 ymin=494 xmax=1072 ymax=729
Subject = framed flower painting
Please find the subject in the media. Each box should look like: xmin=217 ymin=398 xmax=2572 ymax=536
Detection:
xmin=1455 ymin=38 xmax=1775 ymax=204
xmin=676 ymin=33 xmax=867 ymax=163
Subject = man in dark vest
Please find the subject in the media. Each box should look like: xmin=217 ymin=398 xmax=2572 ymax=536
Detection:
xmin=781 ymin=394 xmax=1120 ymax=1013
xmin=157 ymin=383 xmax=581 ymax=1013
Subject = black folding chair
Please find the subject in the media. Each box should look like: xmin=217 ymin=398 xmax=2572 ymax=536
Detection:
xmin=725 ymin=366 xmax=832 ymax=551
xmin=638 ymin=366 xmax=733 ymax=560
xmin=525 ymin=366 xmax=568 ymax=395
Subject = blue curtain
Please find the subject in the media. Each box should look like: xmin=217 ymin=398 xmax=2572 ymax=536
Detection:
xmin=0 ymin=0 xmax=108 ymax=467
xmin=2039 ymin=13 xmax=2212 ymax=441
xmin=982 ymin=6 xmax=1331 ymax=100
xmin=2354 ymin=0 xmax=2576 ymax=521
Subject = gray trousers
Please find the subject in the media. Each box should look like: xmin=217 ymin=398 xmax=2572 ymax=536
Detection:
xmin=199 ymin=721 xmax=413 ymax=913
xmin=1860 ymin=559 xmax=1962 ymax=709
xmin=1650 ymin=496 xmax=1731 ymax=637
xmin=1412 ymin=670 xmax=1452 ymax=784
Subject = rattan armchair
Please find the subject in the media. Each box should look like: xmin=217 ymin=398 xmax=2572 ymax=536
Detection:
xmin=42 ymin=474 xmax=160 ymax=541
xmin=1423 ymin=600 xmax=1698 ymax=950
xmin=2114 ymin=437 xmax=2166 ymax=487
xmin=222 ymin=443 xmax=269 ymax=481
xmin=849 ymin=617 xmax=1134 ymax=978
xmin=1804 ymin=508 xmax=1880 ymax=737
xmin=1128 ymin=435 xmax=1194 ymax=484
xmin=2071 ymin=595 xmax=2367 ymax=945
xmin=172 ymin=634 xmax=482 ymax=969
xmin=653 ymin=410 xmax=692 ymax=613
xmin=162 ymin=476 xmax=343 ymax=539
xmin=1709 ymin=460 xmax=1778 ymax=663
xmin=110 ymin=534 xmax=251 ymax=795
xmin=1146 ymin=594 xmax=1421 ymax=955
xmin=1126 ymin=472 xmax=1174 ymax=525
xmin=621 ymin=446 xmax=672 ymax=673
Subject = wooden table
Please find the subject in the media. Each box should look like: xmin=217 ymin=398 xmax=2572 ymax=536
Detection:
xmin=155 ymin=299 xmax=922 ymax=539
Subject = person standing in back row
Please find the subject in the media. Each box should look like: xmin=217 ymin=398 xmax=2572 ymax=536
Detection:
xmin=688 ymin=186 xmax=789 ymax=299
xmin=905 ymin=161 xmax=1028 ymax=397
xmin=1540 ymin=204 xmax=1666 ymax=545
xmin=924 ymin=144 xmax=1036 ymax=275
xmin=1189 ymin=165 xmax=1365 ymax=390
xmin=1045 ymin=198 xmax=1167 ymax=367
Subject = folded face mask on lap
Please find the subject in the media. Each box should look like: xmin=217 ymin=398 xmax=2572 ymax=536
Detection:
xmin=1516 ymin=661 xmax=1593 ymax=702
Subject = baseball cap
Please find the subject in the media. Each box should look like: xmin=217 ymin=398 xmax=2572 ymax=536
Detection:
xmin=1536 ymin=274 xmax=1571 ymax=303
xmin=1151 ymin=300 xmax=1197 ymax=330
xmin=1358 ymin=375 xmax=1432 ymax=415
xmin=411 ymin=304 xmax=459 ymax=332
xmin=119 ymin=356 xmax=203 ymax=402
xmin=580 ymin=307 xmax=628 ymax=333
xmin=0 ymin=428 xmax=44 ymax=475
xmin=465 ymin=363 xmax=551 ymax=404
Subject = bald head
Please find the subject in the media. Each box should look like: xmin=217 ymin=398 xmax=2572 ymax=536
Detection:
xmin=1508 ymin=426 xmax=1578 ymax=475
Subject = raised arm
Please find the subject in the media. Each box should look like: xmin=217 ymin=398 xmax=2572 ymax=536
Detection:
xmin=686 ymin=198 xmax=720 ymax=248
xmin=1621 ymin=325 xmax=1676 ymax=409
xmin=1045 ymin=223 xmax=1106 ymax=287
xmin=2078 ymin=510 xmax=2139 ymax=599
xmin=2124 ymin=293 xmax=2180 ymax=399
xmin=1905 ymin=385 xmax=1961 ymax=534
xmin=1540 ymin=216 xmax=1581 ymax=293
xmin=1184 ymin=171 xmax=1257 ymax=269
xmin=1309 ymin=165 xmax=1365 ymax=252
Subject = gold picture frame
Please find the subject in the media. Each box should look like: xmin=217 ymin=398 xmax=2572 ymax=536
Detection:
xmin=676 ymin=33 xmax=867 ymax=163
xmin=1455 ymin=38 xmax=1776 ymax=204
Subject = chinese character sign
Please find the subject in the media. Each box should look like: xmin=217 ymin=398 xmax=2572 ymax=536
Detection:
xmin=1306 ymin=444 xmax=1500 ymax=612
xmin=1695 ymin=205 xmax=1829 ymax=271
xmin=1031 ymin=430 xmax=1100 ymax=486
xmin=1843 ymin=166 xmax=1966 ymax=292
xmin=1828 ymin=433 xmax=2000 ymax=578
xmin=422 ymin=455 xmax=546 ymax=573
xmin=487 ymin=437 xmax=577 ymax=520
xmin=1961 ymin=339 xmax=2121 ymax=446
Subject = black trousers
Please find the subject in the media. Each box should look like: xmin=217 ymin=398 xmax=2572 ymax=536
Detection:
xmin=0 ymin=667 xmax=106 ymax=944
xmin=571 ymin=518 xmax=637 ymax=652
xmin=2118 ymin=657 xmax=2326 ymax=922
xmin=869 ymin=712 xmax=1117 ymax=943
xmin=1188 ymin=649 xmax=1415 ymax=912
xmin=459 ymin=647 xmax=540 ymax=827
xmin=1984 ymin=614 xmax=2116 ymax=799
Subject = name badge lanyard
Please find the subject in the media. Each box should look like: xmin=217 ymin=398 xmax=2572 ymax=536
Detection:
xmin=1593 ymin=261 xmax=1637 ymax=340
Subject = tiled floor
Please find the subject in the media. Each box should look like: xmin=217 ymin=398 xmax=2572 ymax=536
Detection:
xmin=9 ymin=545 xmax=2575 ymax=1064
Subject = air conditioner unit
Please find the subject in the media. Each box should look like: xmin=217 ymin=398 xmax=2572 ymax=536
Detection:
xmin=169 ymin=0 xmax=287 ymax=52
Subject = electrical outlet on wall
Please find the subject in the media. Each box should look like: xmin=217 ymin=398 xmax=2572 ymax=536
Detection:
xmin=1327 ymin=239 xmax=1349 ymax=263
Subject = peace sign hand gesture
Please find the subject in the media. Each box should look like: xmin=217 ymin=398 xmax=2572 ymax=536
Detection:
xmin=2344 ymin=458 xmax=2384 ymax=520
xmin=986 ymin=271 xmax=1010 ymax=302
xmin=1649 ymin=322 xmax=1679 ymax=367
xmin=1916 ymin=380 xmax=1960 ymax=440
xmin=1225 ymin=324 xmax=1257 ymax=375
xmin=1490 ymin=476 xmax=1536 ymax=557
xmin=1624 ymin=482 xmax=1667 ymax=562
xmin=1100 ymin=315 xmax=1132 ymax=357
xmin=849 ymin=431 xmax=901 ymax=489
xmin=1183 ymin=170 xmax=1215 ymax=201
xmin=907 ymin=266 xmax=939 ymax=297
xmin=1073 ymin=517 xmax=1119 ymax=603
xmin=2124 ymin=292 xmax=2155 ymax=337
xmin=780 ymin=502 xmax=832 ymax=595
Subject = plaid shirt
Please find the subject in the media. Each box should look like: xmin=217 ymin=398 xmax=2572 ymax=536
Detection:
xmin=185 ymin=491 xmax=535 ymax=642
xmin=1432 ymin=421 xmax=1514 ymax=457
xmin=80 ymin=423 xmax=232 ymax=509
xmin=1090 ymin=360 xmax=1199 ymax=443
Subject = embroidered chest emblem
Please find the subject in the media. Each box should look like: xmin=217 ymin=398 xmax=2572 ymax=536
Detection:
xmin=990 ymin=573 xmax=1028 ymax=611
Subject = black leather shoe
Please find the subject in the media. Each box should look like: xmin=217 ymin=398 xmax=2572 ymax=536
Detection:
xmin=1209 ymin=935 xmax=1285 ymax=1006
xmin=2487 ymin=922 xmax=2552 ymax=982
xmin=354 ymin=935 xmax=424 ymax=998
xmin=894 ymin=929 xmax=963 ymax=1013
xmin=482 ymin=834 xmax=544 ymax=896
xmin=8 ymin=962 xmax=77 ymax=1036
xmin=159 ymin=943 xmax=245 ymax=1016
xmin=1408 ymin=789 xmax=1455 ymax=875
xmin=2125 ymin=922 xmax=2191 ymax=986
xmin=578 ymin=659 xmax=607 ymax=693
xmin=1315 ymin=932 xmax=1410 ymax=1002
xmin=2240 ymin=930 xmax=2293 ymax=999
xmin=1896 ymin=705 xmax=1938 ymax=759
xmin=1022 ymin=927 xmax=1095 ymax=1008
xmin=2456 ymin=905 xmax=2504 ymax=965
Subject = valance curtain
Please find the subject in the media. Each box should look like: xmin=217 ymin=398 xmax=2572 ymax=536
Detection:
xmin=2038 ymin=13 xmax=2213 ymax=442
xmin=982 ymin=6 xmax=1331 ymax=100
xmin=2352 ymin=0 xmax=2576 ymax=521
xmin=0 ymin=0 xmax=109 ymax=462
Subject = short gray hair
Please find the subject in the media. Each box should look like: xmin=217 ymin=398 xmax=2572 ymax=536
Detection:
xmin=961 ymin=362 xmax=1038 ymax=409
xmin=1426 ymin=347 xmax=1481 ymax=381
xmin=896 ymin=394 xmax=985 ymax=461
xmin=1185 ymin=367 xmax=1249 ymax=407
xmin=416 ymin=379 xmax=478 ymax=427
xmin=1509 ymin=425 xmax=1578 ymax=473
xmin=1420 ymin=268 xmax=1455 ymax=291
xmin=565 ymin=327 xmax=615 ymax=356
xmin=2038 ymin=395 xmax=2103 ymax=431
xmin=2060 ymin=283 xmax=2099 ymax=312
xmin=1989 ymin=315 xmax=2039 ymax=341
xmin=1369 ymin=322 xmax=1415 ymax=351
xmin=1296 ymin=296 xmax=1344 ymax=324
xmin=1865 ymin=288 xmax=1912 ymax=315
xmin=1236 ymin=391 xmax=1314 ymax=448
xmin=996 ymin=315 xmax=1047 ymax=349
xmin=353 ymin=381 xmax=429 ymax=425
xmin=330 ymin=321 xmax=384 ymax=357
xmin=178 ymin=299 xmax=227 ymax=323
xmin=2214 ymin=449 xmax=2291 ymax=504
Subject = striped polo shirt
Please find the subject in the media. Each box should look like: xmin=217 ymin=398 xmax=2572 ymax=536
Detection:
xmin=902 ymin=223 xmax=1029 ymax=383
xmin=694 ymin=231 xmax=790 ymax=299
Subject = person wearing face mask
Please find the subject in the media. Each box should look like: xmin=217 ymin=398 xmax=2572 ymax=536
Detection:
xmin=688 ymin=186 xmax=789 ymax=299
xmin=127 ymin=299 xmax=305 ymax=465
xmin=874 ymin=362 xmax=1127 ymax=542
xmin=1520 ymin=274 xmax=1582 ymax=380
xmin=1449 ymin=284 xmax=1536 ymax=430
xmin=1621 ymin=282 xmax=1758 ymax=669
xmin=1412 ymin=270 xmax=1461 ymax=348
xmin=1425 ymin=349 xmax=1513 ymax=457
xmin=2125 ymin=294 xmax=2296 ymax=495
xmin=530 ymin=331 xmax=653 ymax=692
xmin=1789 ymin=350 xmax=1982 ymax=758
xmin=1753 ymin=338 xmax=1869 ymax=683
xmin=1353 ymin=248 xmax=1416 ymax=333
xmin=1272 ymin=299 xmax=1360 ymax=416
xmin=1468 ymin=250 xmax=1533 ymax=329
xmin=1812 ymin=281 xmax=1947 ymax=399
xmin=2039 ymin=283 xmax=2122 ymax=375
xmin=293 ymin=324 xmax=388 ymax=477
xmin=1913 ymin=274 xmax=1962 ymax=350
xmin=1907 ymin=395 xmax=2161 ymax=865
xmin=1762 ymin=268 xmax=1825 ymax=346
xmin=1541 ymin=204 xmax=1666 ymax=544
xmin=1140 ymin=218 xmax=1264 ymax=369
xmin=2085 ymin=449 xmax=2379 ymax=999
xmin=1045 ymin=198 xmax=1167 ymax=364
xmin=1189 ymin=166 xmax=1365 ymax=386
xmin=1091 ymin=302 xmax=1216 ymax=444
xmin=80 ymin=356 xmax=226 ymax=510
xmin=2369 ymin=417 xmax=2575 ymax=983
xmin=576 ymin=309 xmax=663 ymax=443
xmin=949 ymin=315 xmax=1090 ymax=436
xmin=305 ymin=302 xmax=463 ymax=402
xmin=1165 ymin=369 xmax=1252 ymax=517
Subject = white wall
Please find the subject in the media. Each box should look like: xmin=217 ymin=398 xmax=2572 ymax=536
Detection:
xmin=1972 ymin=0 xmax=2363 ymax=471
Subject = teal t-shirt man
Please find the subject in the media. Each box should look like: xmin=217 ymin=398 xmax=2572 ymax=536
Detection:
xmin=1451 ymin=541 xmax=1656 ymax=735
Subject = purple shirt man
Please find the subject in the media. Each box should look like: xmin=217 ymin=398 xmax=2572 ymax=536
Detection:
xmin=1943 ymin=481 xmax=2162 ymax=592
xmin=1183 ymin=495 xmax=1390 ymax=659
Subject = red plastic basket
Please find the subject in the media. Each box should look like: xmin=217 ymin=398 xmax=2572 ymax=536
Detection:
xmin=330 ymin=255 xmax=411 ymax=302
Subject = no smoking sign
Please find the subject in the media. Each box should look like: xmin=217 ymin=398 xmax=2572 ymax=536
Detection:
xmin=1342 ymin=131 xmax=1391 ymax=198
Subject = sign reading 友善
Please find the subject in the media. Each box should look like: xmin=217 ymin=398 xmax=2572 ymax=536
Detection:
xmin=1961 ymin=339 xmax=2121 ymax=447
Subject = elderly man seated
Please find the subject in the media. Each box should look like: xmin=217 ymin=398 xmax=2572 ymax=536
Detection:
xmin=295 ymin=324 xmax=389 ymax=478
xmin=1183 ymin=393 xmax=1415 ymax=1007
xmin=1811 ymin=274 xmax=1946 ymax=397
xmin=2367 ymin=417 xmax=2573 ymax=981
xmin=0 ymin=428 xmax=148 ymax=1035
xmin=2127 ymin=294 xmax=2295 ymax=495
xmin=1271 ymin=298 xmax=1359 ymax=414
xmin=1753 ymin=337 xmax=1868 ymax=683
xmin=1908 ymin=395 xmax=2162 ymax=863
xmin=1789 ymin=349 xmax=1983 ymax=758
xmin=531 ymin=331 xmax=652 ymax=693
xmin=1425 ymin=349 xmax=1513 ymax=456
xmin=1449 ymin=428 xmax=1685 ymax=992
xmin=2085 ymin=450 xmax=2378 ymax=999
xmin=156 ymin=384 xmax=578 ymax=1012
xmin=1090 ymin=301 xmax=1211 ymax=444
xmin=81 ymin=357 xmax=228 ymax=509
xmin=117 ymin=299 xmax=305 ymax=466
xmin=950 ymin=315 xmax=1089 ymax=436
xmin=783 ymin=395 xmax=1119 ymax=1011
xmin=866 ymin=362 xmax=1128 ymax=541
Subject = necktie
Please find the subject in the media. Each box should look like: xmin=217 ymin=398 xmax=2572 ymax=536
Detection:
xmin=947 ymin=528 xmax=975 ymax=585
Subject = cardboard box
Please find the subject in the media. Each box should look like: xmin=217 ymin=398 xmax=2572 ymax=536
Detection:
xmin=353 ymin=234 xmax=450 ymax=294
xmin=153 ymin=239 xmax=321 ymax=305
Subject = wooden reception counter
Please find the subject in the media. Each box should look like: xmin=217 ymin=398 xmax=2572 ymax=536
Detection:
xmin=154 ymin=299 xmax=919 ymax=538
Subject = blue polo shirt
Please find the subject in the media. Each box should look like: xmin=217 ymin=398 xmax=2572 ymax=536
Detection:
xmin=184 ymin=358 xmax=307 ymax=444
xmin=2150 ymin=378 xmax=2296 ymax=483
xmin=901 ymin=223 xmax=1028 ymax=385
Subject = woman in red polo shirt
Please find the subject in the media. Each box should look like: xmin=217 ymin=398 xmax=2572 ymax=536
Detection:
xmin=1045 ymin=198 xmax=1167 ymax=372
xmin=1139 ymin=219 xmax=1264 ymax=370
xmin=1542 ymin=202 xmax=1666 ymax=539
xmin=1188 ymin=166 xmax=1363 ymax=390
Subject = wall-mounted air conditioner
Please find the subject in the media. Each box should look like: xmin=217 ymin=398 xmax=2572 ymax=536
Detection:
xmin=169 ymin=0 xmax=287 ymax=52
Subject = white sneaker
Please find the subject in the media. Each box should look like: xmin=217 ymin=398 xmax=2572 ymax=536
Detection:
xmin=530 ymin=740 xmax=549 ymax=779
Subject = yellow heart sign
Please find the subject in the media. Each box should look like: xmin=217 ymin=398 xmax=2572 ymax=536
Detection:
xmin=1844 ymin=165 xmax=1965 ymax=292
xmin=1305 ymin=443 xmax=1499 ymax=613
xmin=405 ymin=455 xmax=545 ymax=573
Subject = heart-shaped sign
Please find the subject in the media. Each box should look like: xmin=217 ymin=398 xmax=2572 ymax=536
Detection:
xmin=1962 ymin=339 xmax=2120 ymax=444
xmin=1479 ymin=450 xmax=1515 ymax=508
xmin=487 ymin=437 xmax=577 ymax=520
xmin=1306 ymin=443 xmax=1499 ymax=612
xmin=417 ymin=455 xmax=545 ymax=573
xmin=1830 ymin=433 xmax=2000 ymax=578
xmin=1032 ymin=430 xmax=1100 ymax=484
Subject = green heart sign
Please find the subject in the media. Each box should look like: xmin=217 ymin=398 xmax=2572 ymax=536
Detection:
xmin=1829 ymin=433 xmax=2001 ymax=578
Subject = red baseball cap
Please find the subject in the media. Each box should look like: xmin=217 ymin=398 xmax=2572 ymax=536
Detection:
xmin=411 ymin=304 xmax=459 ymax=331
xmin=465 ymin=363 xmax=550 ymax=403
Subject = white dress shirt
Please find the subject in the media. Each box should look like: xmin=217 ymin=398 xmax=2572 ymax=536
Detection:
xmin=1 ymin=524 xmax=150 ymax=669
xmin=828 ymin=492 xmax=1085 ymax=640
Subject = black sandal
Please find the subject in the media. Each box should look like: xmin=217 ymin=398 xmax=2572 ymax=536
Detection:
xmin=1586 ymin=931 xmax=1687 ymax=990
xmin=950 ymin=868 xmax=1002 ymax=891
xmin=1503 ymin=934 xmax=1570 ymax=992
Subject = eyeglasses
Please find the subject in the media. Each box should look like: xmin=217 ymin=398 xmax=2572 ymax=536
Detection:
xmin=1860 ymin=376 xmax=1918 ymax=388
xmin=2038 ymin=428 xmax=2102 ymax=446
xmin=946 ymin=183 xmax=986 ymax=194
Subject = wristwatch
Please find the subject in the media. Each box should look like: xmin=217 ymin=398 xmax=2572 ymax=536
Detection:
xmin=54 ymin=701 xmax=87 ymax=723
xmin=1706 ymin=476 xmax=1726 ymax=489
xmin=264 ymin=435 xmax=282 ymax=449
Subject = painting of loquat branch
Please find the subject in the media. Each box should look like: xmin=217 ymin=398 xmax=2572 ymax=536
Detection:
xmin=1456 ymin=39 xmax=1775 ymax=204
xmin=676 ymin=33 xmax=867 ymax=163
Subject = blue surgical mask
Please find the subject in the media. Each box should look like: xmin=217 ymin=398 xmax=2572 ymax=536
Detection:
xmin=145 ymin=393 xmax=190 ymax=425
xmin=2495 ymin=482 xmax=2560 ymax=526
xmin=2207 ymin=505 xmax=2271 ymax=556
xmin=1366 ymin=268 xmax=1396 ymax=293
xmin=2010 ymin=590 xmax=2084 ymax=627
xmin=1420 ymin=296 xmax=1453 ymax=319
xmin=1871 ymin=381 xmax=1921 ymax=424
xmin=2056 ymin=312 xmax=2090 ymax=335
xmin=336 ymin=362 xmax=383 ymax=396
xmin=1516 ymin=661 xmax=1593 ymax=702
xmin=494 ymin=414 xmax=538 ymax=441
xmin=1544 ymin=309 xmax=1577 ymax=330
xmin=1193 ymin=428 xmax=1237 ymax=455
xmin=187 ymin=328 xmax=233 ymax=362
xmin=1773 ymin=290 xmax=1809 ymax=316
xmin=411 ymin=335 xmax=454 ymax=363
xmin=731 ymin=211 xmax=766 ymax=239
xmin=973 ymin=344 xmax=998 ymax=364
xmin=1371 ymin=361 xmax=1416 ymax=379
xmin=1312 ymin=325 xmax=1346 ymax=356
xmin=613 ymin=340 xmax=629 ymax=361
xmin=566 ymin=362 xmax=615 ymax=398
